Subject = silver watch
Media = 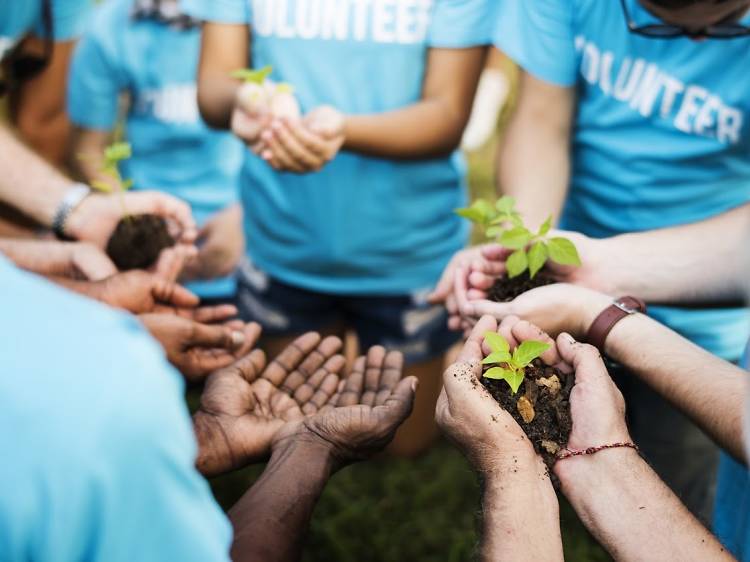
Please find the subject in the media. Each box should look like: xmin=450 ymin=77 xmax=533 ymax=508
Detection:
xmin=52 ymin=183 xmax=91 ymax=239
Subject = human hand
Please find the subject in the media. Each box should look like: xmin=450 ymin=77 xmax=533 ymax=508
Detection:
xmin=231 ymin=94 xmax=272 ymax=149
xmin=94 ymin=270 xmax=199 ymax=314
xmin=65 ymin=191 xmax=197 ymax=248
xmin=271 ymin=345 xmax=417 ymax=471
xmin=194 ymin=332 xmax=346 ymax=477
xmin=435 ymin=315 xmax=538 ymax=475
xmin=140 ymin=315 xmax=259 ymax=382
xmin=182 ymin=204 xmax=244 ymax=281
xmin=257 ymin=106 xmax=346 ymax=173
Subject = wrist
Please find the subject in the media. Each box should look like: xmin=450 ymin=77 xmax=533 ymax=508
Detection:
xmin=52 ymin=183 xmax=92 ymax=239
xmin=554 ymin=444 xmax=641 ymax=494
xmin=577 ymin=291 xmax=613 ymax=338
xmin=270 ymin=432 xmax=338 ymax=476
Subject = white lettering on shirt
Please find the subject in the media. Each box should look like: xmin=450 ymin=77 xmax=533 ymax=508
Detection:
xmin=135 ymin=84 xmax=200 ymax=125
xmin=575 ymin=35 xmax=744 ymax=145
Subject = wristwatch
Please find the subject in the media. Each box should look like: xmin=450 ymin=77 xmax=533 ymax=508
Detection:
xmin=52 ymin=183 xmax=91 ymax=240
xmin=586 ymin=296 xmax=647 ymax=353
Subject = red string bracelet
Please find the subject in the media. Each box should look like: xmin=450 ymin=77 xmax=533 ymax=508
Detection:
xmin=555 ymin=442 xmax=639 ymax=462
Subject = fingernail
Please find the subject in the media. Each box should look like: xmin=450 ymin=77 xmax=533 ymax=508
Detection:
xmin=231 ymin=331 xmax=246 ymax=348
xmin=262 ymin=150 xmax=272 ymax=159
xmin=411 ymin=379 xmax=418 ymax=392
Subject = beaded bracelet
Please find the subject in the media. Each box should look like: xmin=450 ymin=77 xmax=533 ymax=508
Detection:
xmin=555 ymin=442 xmax=639 ymax=462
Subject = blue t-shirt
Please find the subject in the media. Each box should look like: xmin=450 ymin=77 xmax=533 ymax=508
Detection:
xmin=0 ymin=0 xmax=91 ymax=60
xmin=68 ymin=0 xmax=243 ymax=299
xmin=0 ymin=258 xmax=232 ymax=561
xmin=714 ymin=343 xmax=750 ymax=560
xmin=495 ymin=0 xmax=750 ymax=361
xmin=183 ymin=0 xmax=494 ymax=296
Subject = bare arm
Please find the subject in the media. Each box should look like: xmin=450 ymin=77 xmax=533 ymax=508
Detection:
xmin=10 ymin=38 xmax=76 ymax=167
xmin=195 ymin=22 xmax=248 ymax=130
xmin=342 ymin=47 xmax=486 ymax=159
xmin=557 ymin=449 xmax=734 ymax=562
xmin=497 ymin=68 xmax=574 ymax=229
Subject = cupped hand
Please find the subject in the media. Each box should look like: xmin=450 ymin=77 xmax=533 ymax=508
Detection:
xmin=435 ymin=315 xmax=537 ymax=475
xmin=59 ymin=241 xmax=118 ymax=281
xmin=272 ymin=345 xmax=417 ymax=470
xmin=181 ymin=204 xmax=244 ymax=281
xmin=95 ymin=270 xmax=199 ymax=314
xmin=194 ymin=332 xmax=347 ymax=477
xmin=65 ymin=191 xmax=197 ymax=247
xmin=140 ymin=315 xmax=259 ymax=382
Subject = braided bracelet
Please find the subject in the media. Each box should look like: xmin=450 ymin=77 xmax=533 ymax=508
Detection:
xmin=555 ymin=442 xmax=639 ymax=462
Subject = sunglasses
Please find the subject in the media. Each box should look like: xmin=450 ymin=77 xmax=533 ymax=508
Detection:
xmin=620 ymin=0 xmax=750 ymax=39
xmin=0 ymin=0 xmax=53 ymax=96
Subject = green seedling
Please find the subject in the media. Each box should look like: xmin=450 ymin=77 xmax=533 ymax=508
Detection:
xmin=231 ymin=65 xmax=301 ymax=120
xmin=481 ymin=332 xmax=550 ymax=394
xmin=231 ymin=65 xmax=273 ymax=84
xmin=456 ymin=196 xmax=581 ymax=279
xmin=79 ymin=141 xmax=134 ymax=215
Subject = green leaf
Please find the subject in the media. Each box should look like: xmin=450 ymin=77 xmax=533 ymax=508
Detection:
xmin=455 ymin=199 xmax=496 ymax=226
xmin=512 ymin=340 xmax=551 ymax=367
xmin=231 ymin=65 xmax=273 ymax=84
xmin=547 ymin=237 xmax=582 ymax=267
xmin=499 ymin=226 xmax=532 ymax=250
xmin=121 ymin=179 xmax=134 ymax=191
xmin=506 ymin=249 xmax=528 ymax=278
xmin=504 ymin=369 xmax=525 ymax=394
xmin=455 ymin=206 xmax=485 ymax=224
xmin=495 ymin=195 xmax=516 ymax=215
xmin=483 ymin=332 xmax=510 ymax=354
xmin=104 ymin=142 xmax=131 ymax=165
xmin=482 ymin=350 xmax=512 ymax=365
xmin=527 ymin=241 xmax=548 ymax=279
xmin=90 ymin=180 xmax=113 ymax=193
xmin=538 ymin=216 xmax=552 ymax=237
xmin=485 ymin=226 xmax=505 ymax=239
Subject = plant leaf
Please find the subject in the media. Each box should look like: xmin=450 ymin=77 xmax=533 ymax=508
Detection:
xmin=482 ymin=350 xmax=512 ymax=365
xmin=455 ymin=206 xmax=485 ymax=224
xmin=456 ymin=199 xmax=496 ymax=226
xmin=506 ymin=249 xmax=528 ymax=278
xmin=485 ymin=226 xmax=505 ymax=239
xmin=495 ymin=195 xmax=516 ymax=215
xmin=538 ymin=216 xmax=552 ymax=237
xmin=231 ymin=65 xmax=273 ymax=84
xmin=121 ymin=179 xmax=134 ymax=191
xmin=483 ymin=366 xmax=514 ymax=381
xmin=512 ymin=340 xmax=551 ymax=367
xmin=499 ymin=226 xmax=532 ymax=250
xmin=483 ymin=331 xmax=510 ymax=354
xmin=90 ymin=180 xmax=113 ymax=193
xmin=547 ymin=237 xmax=582 ymax=267
xmin=527 ymin=241 xmax=548 ymax=279
xmin=505 ymin=369 xmax=525 ymax=394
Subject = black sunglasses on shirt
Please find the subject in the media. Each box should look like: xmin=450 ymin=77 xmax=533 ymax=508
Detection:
xmin=0 ymin=0 xmax=54 ymax=96
xmin=620 ymin=0 xmax=750 ymax=39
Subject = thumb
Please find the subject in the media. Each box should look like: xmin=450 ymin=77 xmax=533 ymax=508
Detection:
xmin=428 ymin=263 xmax=456 ymax=304
xmin=78 ymin=251 xmax=118 ymax=281
xmin=153 ymin=279 xmax=200 ymax=308
xmin=380 ymin=376 xmax=418 ymax=426
xmin=556 ymin=333 xmax=606 ymax=384
xmin=462 ymin=299 xmax=511 ymax=321
xmin=191 ymin=322 xmax=247 ymax=350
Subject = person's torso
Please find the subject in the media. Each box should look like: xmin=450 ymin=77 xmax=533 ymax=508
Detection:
xmin=242 ymin=0 xmax=468 ymax=295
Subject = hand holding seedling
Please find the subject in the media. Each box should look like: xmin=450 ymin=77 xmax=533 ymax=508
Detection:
xmin=194 ymin=332 xmax=346 ymax=477
xmin=271 ymin=345 xmax=417 ymax=470
xmin=93 ymin=270 xmax=200 ymax=314
xmin=436 ymin=315 xmax=540 ymax=475
xmin=140 ymin=315 xmax=258 ymax=382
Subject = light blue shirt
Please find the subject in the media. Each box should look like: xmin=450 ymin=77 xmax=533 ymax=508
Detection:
xmin=0 ymin=257 xmax=232 ymax=561
xmin=183 ymin=0 xmax=494 ymax=296
xmin=68 ymin=0 xmax=243 ymax=299
xmin=495 ymin=0 xmax=750 ymax=360
xmin=0 ymin=0 xmax=91 ymax=60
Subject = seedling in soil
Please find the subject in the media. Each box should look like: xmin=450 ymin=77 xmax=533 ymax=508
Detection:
xmin=83 ymin=141 xmax=174 ymax=270
xmin=456 ymin=197 xmax=582 ymax=302
xmin=232 ymin=65 xmax=301 ymax=120
xmin=481 ymin=332 xmax=573 ymax=471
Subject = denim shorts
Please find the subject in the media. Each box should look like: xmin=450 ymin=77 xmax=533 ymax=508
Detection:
xmin=236 ymin=259 xmax=458 ymax=365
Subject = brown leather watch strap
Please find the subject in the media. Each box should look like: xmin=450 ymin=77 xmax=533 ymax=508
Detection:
xmin=586 ymin=296 xmax=647 ymax=353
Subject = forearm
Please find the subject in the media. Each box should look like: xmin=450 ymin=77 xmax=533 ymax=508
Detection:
xmin=228 ymin=439 xmax=333 ymax=562
xmin=0 ymin=239 xmax=72 ymax=276
xmin=557 ymin=449 xmax=733 ymax=561
xmin=0 ymin=125 xmax=76 ymax=226
xmin=578 ymin=297 xmax=747 ymax=462
xmin=479 ymin=455 xmax=563 ymax=561
xmin=601 ymin=203 xmax=750 ymax=303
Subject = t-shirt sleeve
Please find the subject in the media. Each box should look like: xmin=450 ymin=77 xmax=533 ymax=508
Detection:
xmin=429 ymin=0 xmax=497 ymax=48
xmin=493 ymin=0 xmax=578 ymax=87
xmin=67 ymin=14 xmax=125 ymax=130
xmin=181 ymin=0 xmax=250 ymax=24
xmin=37 ymin=0 xmax=93 ymax=41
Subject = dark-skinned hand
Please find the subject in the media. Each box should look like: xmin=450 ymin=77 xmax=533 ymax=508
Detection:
xmin=94 ymin=270 xmax=199 ymax=314
xmin=140 ymin=315 xmax=260 ymax=382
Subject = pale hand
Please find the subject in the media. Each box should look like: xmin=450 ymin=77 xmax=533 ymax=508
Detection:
xmin=182 ymin=204 xmax=244 ymax=281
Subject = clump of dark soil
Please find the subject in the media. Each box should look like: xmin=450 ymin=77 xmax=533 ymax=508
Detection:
xmin=482 ymin=358 xmax=573 ymax=471
xmin=106 ymin=214 xmax=174 ymax=270
xmin=488 ymin=271 xmax=556 ymax=302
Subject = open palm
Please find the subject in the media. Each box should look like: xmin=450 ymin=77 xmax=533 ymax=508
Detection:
xmin=194 ymin=332 xmax=345 ymax=477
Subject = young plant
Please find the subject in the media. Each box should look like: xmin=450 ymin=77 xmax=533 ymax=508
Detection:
xmin=482 ymin=332 xmax=550 ymax=394
xmin=456 ymin=196 xmax=581 ymax=279
xmin=232 ymin=65 xmax=301 ymax=119
xmin=78 ymin=141 xmax=134 ymax=217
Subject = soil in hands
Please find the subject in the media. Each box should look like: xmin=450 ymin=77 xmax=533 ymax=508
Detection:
xmin=482 ymin=359 xmax=573 ymax=471
xmin=488 ymin=271 xmax=556 ymax=302
xmin=106 ymin=214 xmax=175 ymax=270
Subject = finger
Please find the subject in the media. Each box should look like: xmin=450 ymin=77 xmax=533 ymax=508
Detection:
xmin=292 ymin=354 xmax=345 ymax=404
xmin=458 ymin=315 xmax=498 ymax=364
xmin=153 ymin=244 xmax=197 ymax=283
xmin=280 ymin=335 xmax=343 ymax=394
xmin=263 ymin=332 xmax=321 ymax=386
xmin=186 ymin=348 xmax=236 ymax=379
xmin=300 ymin=361 xmax=345 ymax=415
xmin=191 ymin=304 xmax=238 ymax=323
xmin=510 ymin=320 xmax=561 ymax=365
xmin=227 ymin=348 xmax=267 ymax=384
xmin=481 ymin=244 xmax=513 ymax=262
xmin=337 ymin=356 xmax=366 ymax=406
xmin=77 ymin=249 xmax=117 ymax=281
xmin=152 ymin=278 xmax=200 ymax=309
xmin=125 ymin=191 xmax=197 ymax=243
xmin=556 ymin=333 xmax=607 ymax=384
xmin=375 ymin=351 xmax=404 ymax=406
xmin=453 ymin=266 xmax=472 ymax=317
xmin=273 ymin=120 xmax=325 ymax=169
xmin=191 ymin=322 xmax=247 ymax=350
xmin=463 ymin=299 xmax=511 ymax=322
xmin=378 ymin=376 xmax=418 ymax=426
xmin=497 ymin=315 xmax=522 ymax=352
xmin=447 ymin=315 xmax=462 ymax=331
xmin=446 ymin=294 xmax=458 ymax=316
xmin=362 ymin=345 xmax=386 ymax=407
xmin=285 ymin=119 xmax=331 ymax=158
xmin=468 ymin=270 xmax=497 ymax=292
xmin=230 ymin=322 xmax=263 ymax=359
xmin=428 ymin=258 xmax=457 ymax=304
xmin=262 ymin=130 xmax=305 ymax=173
